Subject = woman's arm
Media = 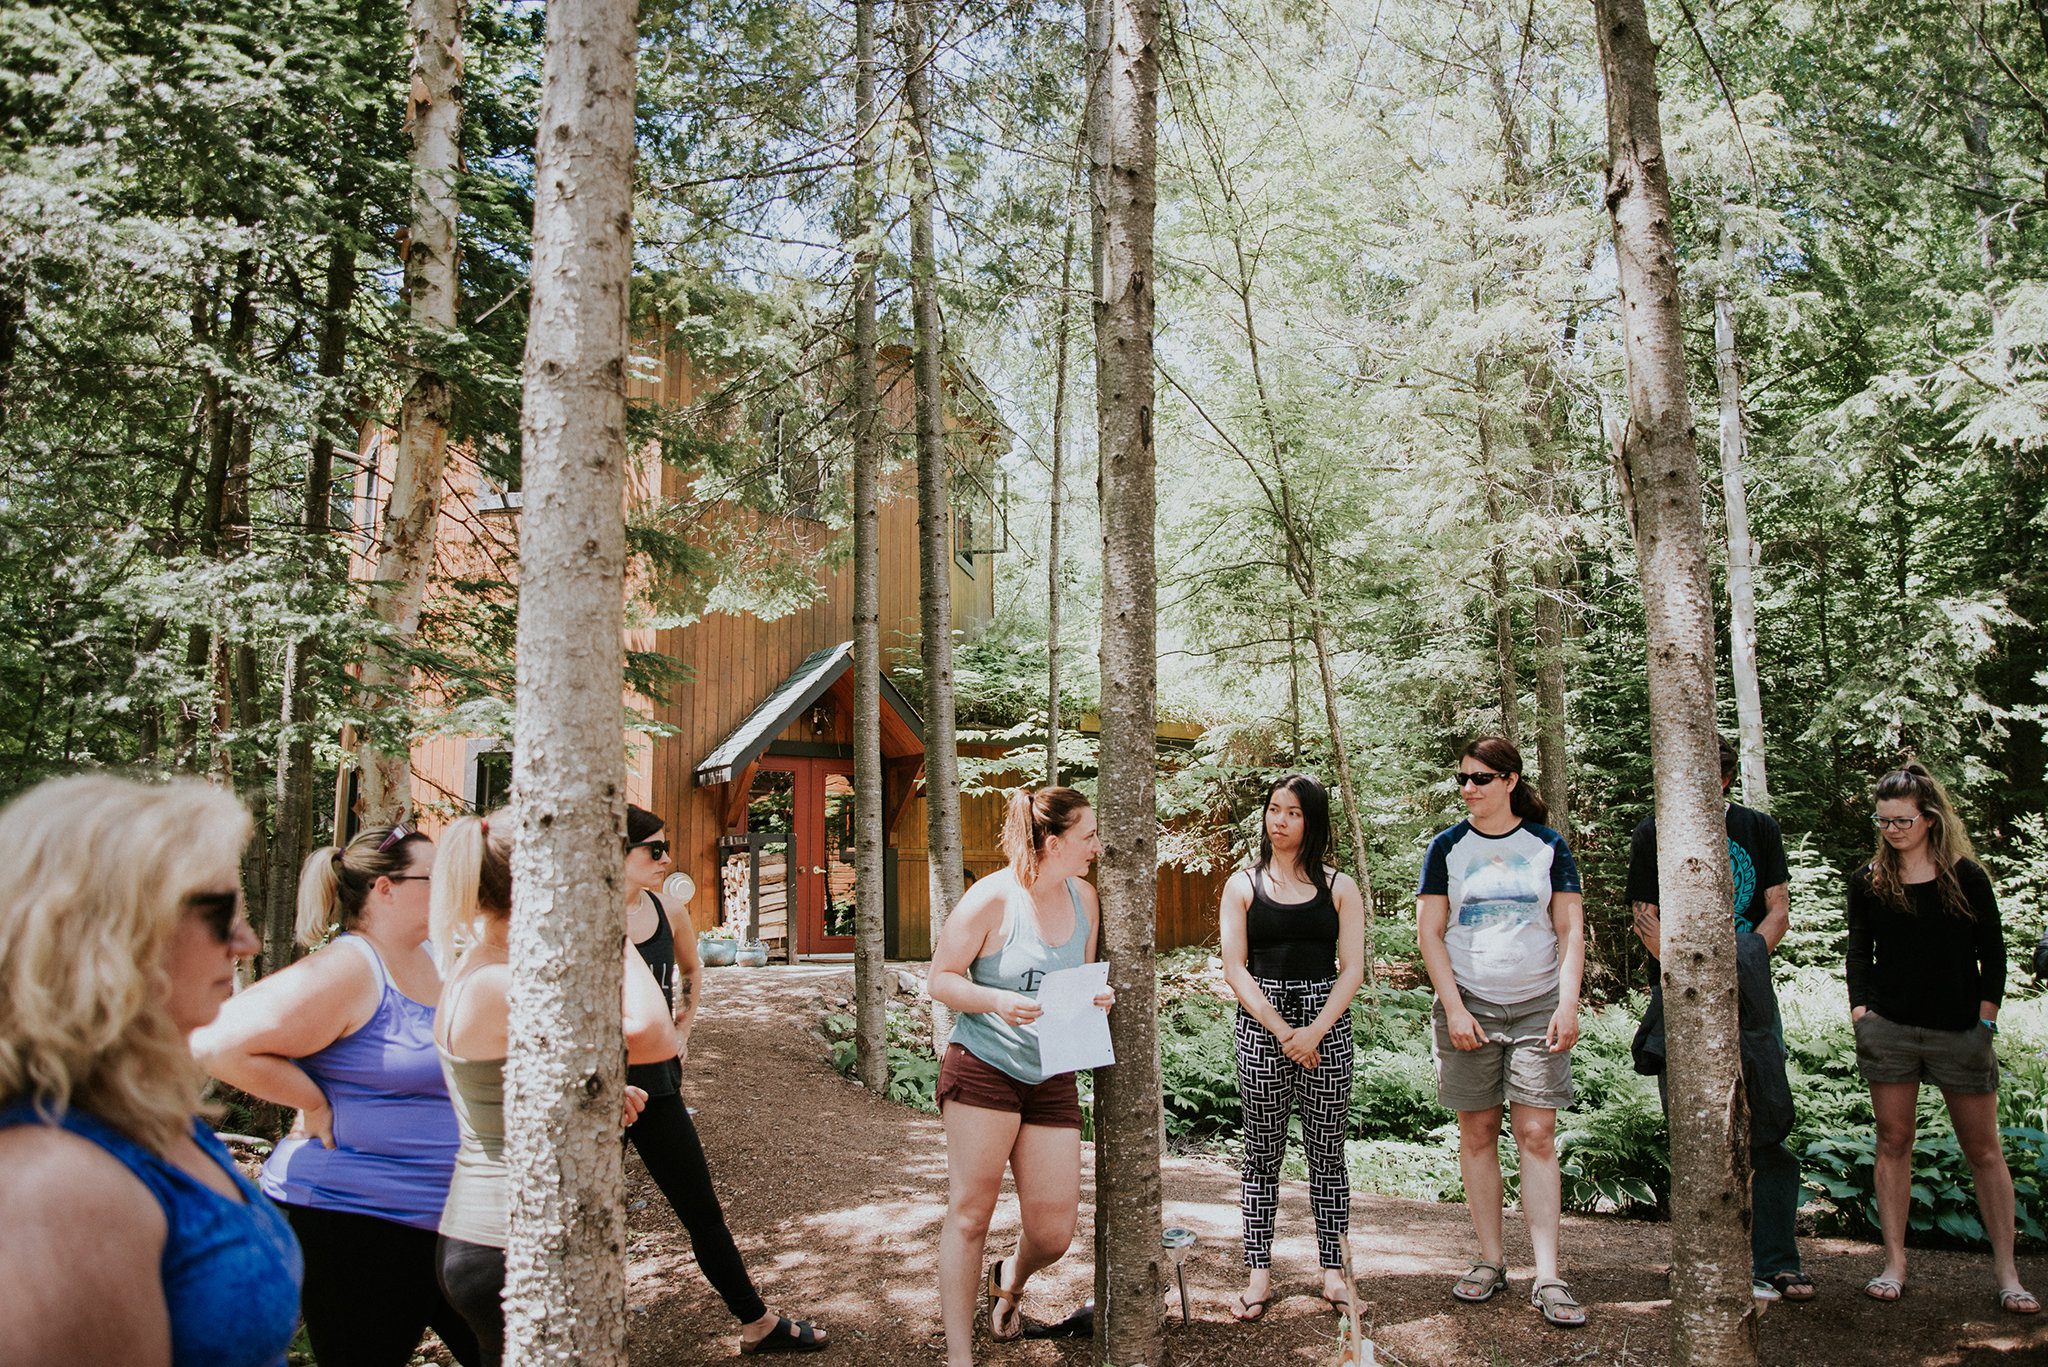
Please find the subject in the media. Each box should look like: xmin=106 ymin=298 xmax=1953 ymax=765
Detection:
xmin=1967 ymin=861 xmax=2006 ymax=1023
xmin=1546 ymin=890 xmax=1585 ymax=1052
xmin=1300 ymin=873 xmax=1368 ymax=1045
xmin=1219 ymin=872 xmax=1291 ymax=1040
xmin=190 ymin=944 xmax=377 ymax=1145
xmin=1845 ymin=871 xmax=1874 ymax=1020
xmin=623 ymin=943 xmax=679 ymax=1065
xmin=0 ymin=1126 xmax=172 ymax=1366
xmin=670 ymin=914 xmax=703 ymax=1058
xmin=928 ymin=879 xmax=1039 ymax=1025
xmin=1076 ymin=880 xmax=1115 ymax=1011
xmin=1416 ymin=893 xmax=1483 ymax=1050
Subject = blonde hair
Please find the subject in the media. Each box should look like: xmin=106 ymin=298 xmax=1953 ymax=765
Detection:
xmin=0 ymin=773 xmax=251 ymax=1155
xmin=431 ymin=811 xmax=513 ymax=965
xmin=297 ymin=825 xmax=429 ymax=947
xmin=1867 ymin=762 xmax=1979 ymax=919
xmin=999 ymin=786 xmax=1091 ymax=887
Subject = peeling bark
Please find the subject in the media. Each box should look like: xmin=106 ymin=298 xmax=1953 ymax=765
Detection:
xmin=502 ymin=0 xmax=637 ymax=1359
xmin=357 ymin=0 xmax=465 ymax=825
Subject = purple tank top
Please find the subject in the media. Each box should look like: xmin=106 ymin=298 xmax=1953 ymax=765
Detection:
xmin=259 ymin=935 xmax=459 ymax=1230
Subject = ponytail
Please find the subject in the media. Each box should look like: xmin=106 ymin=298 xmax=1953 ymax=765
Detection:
xmin=295 ymin=846 xmax=344 ymax=948
xmin=1000 ymin=786 xmax=1091 ymax=887
xmin=431 ymin=811 xmax=513 ymax=964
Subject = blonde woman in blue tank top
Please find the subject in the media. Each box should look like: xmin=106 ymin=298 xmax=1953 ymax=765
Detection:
xmin=929 ymin=786 xmax=1115 ymax=1367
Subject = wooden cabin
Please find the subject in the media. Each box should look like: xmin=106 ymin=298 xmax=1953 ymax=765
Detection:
xmin=349 ymin=341 xmax=1225 ymax=959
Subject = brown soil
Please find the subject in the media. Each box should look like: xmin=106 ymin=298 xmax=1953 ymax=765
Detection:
xmin=622 ymin=965 xmax=2048 ymax=1365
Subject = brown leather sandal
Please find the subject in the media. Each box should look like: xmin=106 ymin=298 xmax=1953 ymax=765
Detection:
xmin=986 ymin=1258 xmax=1023 ymax=1340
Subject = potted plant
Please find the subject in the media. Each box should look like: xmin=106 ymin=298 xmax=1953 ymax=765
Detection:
xmin=734 ymin=939 xmax=769 ymax=968
xmin=697 ymin=928 xmax=738 ymax=967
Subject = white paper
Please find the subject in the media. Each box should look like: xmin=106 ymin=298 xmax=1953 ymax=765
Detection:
xmin=1033 ymin=961 xmax=1115 ymax=1075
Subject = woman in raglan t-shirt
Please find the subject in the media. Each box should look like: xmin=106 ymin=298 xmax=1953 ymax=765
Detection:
xmin=1416 ymin=736 xmax=1587 ymax=1328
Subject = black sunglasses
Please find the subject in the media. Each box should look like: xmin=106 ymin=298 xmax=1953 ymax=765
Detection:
xmin=185 ymin=889 xmax=243 ymax=943
xmin=1454 ymin=770 xmax=1508 ymax=788
xmin=628 ymin=839 xmax=670 ymax=861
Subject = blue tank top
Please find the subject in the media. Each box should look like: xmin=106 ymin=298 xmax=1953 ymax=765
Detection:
xmin=947 ymin=877 xmax=1091 ymax=1085
xmin=0 ymin=1101 xmax=303 ymax=1367
xmin=260 ymin=934 xmax=460 ymax=1229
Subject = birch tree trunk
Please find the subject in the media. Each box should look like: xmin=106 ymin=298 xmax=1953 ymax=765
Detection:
xmin=850 ymin=0 xmax=889 ymax=1096
xmin=897 ymin=0 xmax=964 ymax=1031
xmin=1475 ymin=357 xmax=1520 ymax=744
xmin=1713 ymin=231 xmax=1768 ymax=811
xmin=356 ymin=0 xmax=464 ymax=825
xmin=502 ymin=0 xmax=637 ymax=1359
xmin=1045 ymin=211 xmax=1075 ymax=787
xmin=1593 ymin=0 xmax=1756 ymax=1359
xmin=1087 ymin=0 xmax=1163 ymax=1357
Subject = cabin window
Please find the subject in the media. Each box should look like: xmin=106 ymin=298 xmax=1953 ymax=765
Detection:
xmin=953 ymin=505 xmax=976 ymax=575
xmin=469 ymin=746 xmax=512 ymax=812
xmin=475 ymin=435 xmax=522 ymax=513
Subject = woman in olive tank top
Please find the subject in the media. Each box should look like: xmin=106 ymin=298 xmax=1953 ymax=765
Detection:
xmin=1218 ymin=773 xmax=1368 ymax=1322
xmin=928 ymin=786 xmax=1116 ymax=1367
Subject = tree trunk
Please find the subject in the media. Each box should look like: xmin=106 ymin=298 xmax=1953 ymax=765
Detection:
xmin=1475 ymin=357 xmax=1519 ymax=744
xmin=1593 ymin=1 xmax=1757 ymax=1360
xmin=849 ymin=0 xmax=890 ymax=1097
xmin=501 ymin=0 xmax=637 ymax=1360
xmin=266 ymin=228 xmax=361 ymax=978
xmin=897 ymin=0 xmax=964 ymax=1029
xmin=1530 ymin=461 xmax=1572 ymax=840
xmin=357 ymin=0 xmax=465 ymax=826
xmin=1087 ymin=0 xmax=1163 ymax=1356
xmin=1713 ymin=231 xmax=1768 ymax=812
xmin=1302 ymin=577 xmax=1378 ymax=926
xmin=1045 ymin=211 xmax=1076 ymax=787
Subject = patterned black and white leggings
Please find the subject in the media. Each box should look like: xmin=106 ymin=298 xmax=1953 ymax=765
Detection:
xmin=1235 ymin=976 xmax=1355 ymax=1269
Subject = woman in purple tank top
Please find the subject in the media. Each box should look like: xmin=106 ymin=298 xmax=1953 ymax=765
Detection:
xmin=195 ymin=824 xmax=481 ymax=1367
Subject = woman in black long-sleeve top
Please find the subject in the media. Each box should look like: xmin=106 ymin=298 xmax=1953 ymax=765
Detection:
xmin=1847 ymin=764 xmax=2036 ymax=1314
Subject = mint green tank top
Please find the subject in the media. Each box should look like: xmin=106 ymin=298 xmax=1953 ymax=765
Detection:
xmin=947 ymin=877 xmax=1091 ymax=1085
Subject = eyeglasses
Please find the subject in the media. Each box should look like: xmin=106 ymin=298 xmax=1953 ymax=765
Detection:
xmin=378 ymin=823 xmax=414 ymax=853
xmin=1872 ymin=814 xmax=1922 ymax=831
xmin=184 ymin=889 xmax=243 ymax=943
xmin=1455 ymin=770 xmax=1508 ymax=788
xmin=628 ymin=840 xmax=670 ymax=861
xmin=387 ymin=874 xmax=433 ymax=884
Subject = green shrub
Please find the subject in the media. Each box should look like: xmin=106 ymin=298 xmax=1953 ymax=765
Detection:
xmin=824 ymin=1006 xmax=943 ymax=1113
xmin=1158 ymin=994 xmax=1240 ymax=1137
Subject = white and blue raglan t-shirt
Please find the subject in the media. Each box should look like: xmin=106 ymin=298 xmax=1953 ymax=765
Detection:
xmin=1418 ymin=820 xmax=1582 ymax=1006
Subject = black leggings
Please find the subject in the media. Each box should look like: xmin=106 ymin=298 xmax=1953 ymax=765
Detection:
xmin=436 ymin=1235 xmax=506 ymax=1367
xmin=626 ymin=1087 xmax=768 ymax=1324
xmin=284 ymin=1204 xmax=483 ymax=1367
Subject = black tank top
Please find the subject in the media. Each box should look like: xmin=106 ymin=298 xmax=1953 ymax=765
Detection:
xmin=628 ymin=892 xmax=683 ymax=1097
xmin=1245 ymin=868 xmax=1339 ymax=980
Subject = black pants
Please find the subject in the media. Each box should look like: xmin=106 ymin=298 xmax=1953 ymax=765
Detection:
xmin=284 ymin=1203 xmax=483 ymax=1367
xmin=436 ymin=1235 xmax=506 ymax=1367
xmin=626 ymin=1087 xmax=768 ymax=1324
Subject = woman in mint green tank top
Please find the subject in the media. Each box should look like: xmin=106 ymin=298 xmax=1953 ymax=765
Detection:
xmin=929 ymin=787 xmax=1116 ymax=1367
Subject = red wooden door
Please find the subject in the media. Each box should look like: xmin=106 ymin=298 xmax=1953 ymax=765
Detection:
xmin=759 ymin=757 xmax=856 ymax=957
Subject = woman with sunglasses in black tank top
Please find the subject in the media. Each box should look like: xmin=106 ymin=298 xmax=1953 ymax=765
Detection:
xmin=1218 ymin=773 xmax=1368 ymax=1322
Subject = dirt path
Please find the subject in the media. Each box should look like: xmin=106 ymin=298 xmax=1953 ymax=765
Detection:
xmin=623 ymin=965 xmax=2048 ymax=1365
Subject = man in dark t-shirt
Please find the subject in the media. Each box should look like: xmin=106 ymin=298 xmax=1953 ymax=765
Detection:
xmin=1628 ymin=735 xmax=1811 ymax=1301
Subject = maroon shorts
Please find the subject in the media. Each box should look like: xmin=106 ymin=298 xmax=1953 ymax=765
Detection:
xmin=936 ymin=1043 xmax=1083 ymax=1129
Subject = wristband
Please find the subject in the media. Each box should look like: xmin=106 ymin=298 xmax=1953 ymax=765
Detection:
xmin=1981 ymin=1018 xmax=1999 ymax=1034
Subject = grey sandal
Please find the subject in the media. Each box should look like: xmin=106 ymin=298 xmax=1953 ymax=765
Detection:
xmin=1531 ymin=1279 xmax=1586 ymax=1328
xmin=1452 ymin=1261 xmax=1507 ymax=1303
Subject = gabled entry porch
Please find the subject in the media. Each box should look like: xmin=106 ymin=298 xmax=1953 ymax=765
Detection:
xmin=695 ymin=642 xmax=925 ymax=961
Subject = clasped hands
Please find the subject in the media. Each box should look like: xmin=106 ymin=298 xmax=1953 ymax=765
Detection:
xmin=1442 ymin=1000 xmax=1580 ymax=1054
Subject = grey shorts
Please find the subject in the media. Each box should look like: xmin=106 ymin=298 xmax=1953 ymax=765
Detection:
xmin=1433 ymin=989 xmax=1574 ymax=1112
xmin=1854 ymin=1011 xmax=2000 ymax=1094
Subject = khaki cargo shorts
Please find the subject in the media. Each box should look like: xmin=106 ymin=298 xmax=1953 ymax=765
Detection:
xmin=1853 ymin=1011 xmax=2000 ymax=1094
xmin=1432 ymin=989 xmax=1574 ymax=1112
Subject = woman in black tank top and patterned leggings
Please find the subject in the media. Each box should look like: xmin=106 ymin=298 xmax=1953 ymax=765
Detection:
xmin=1218 ymin=773 xmax=1369 ymax=1322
